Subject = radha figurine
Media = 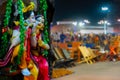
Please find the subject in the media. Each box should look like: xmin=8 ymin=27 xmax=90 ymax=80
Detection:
xmin=30 ymin=13 xmax=50 ymax=80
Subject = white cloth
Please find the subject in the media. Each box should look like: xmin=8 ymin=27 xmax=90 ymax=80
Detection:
xmin=21 ymin=68 xmax=31 ymax=76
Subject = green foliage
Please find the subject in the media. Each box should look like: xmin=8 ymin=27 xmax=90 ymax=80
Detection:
xmin=39 ymin=0 xmax=49 ymax=56
xmin=0 ymin=0 xmax=12 ymax=58
xmin=16 ymin=0 xmax=25 ymax=64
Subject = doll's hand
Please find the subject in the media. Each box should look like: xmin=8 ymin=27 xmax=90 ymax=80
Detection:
xmin=10 ymin=36 xmax=16 ymax=42
xmin=38 ymin=40 xmax=50 ymax=49
xmin=38 ymin=40 xmax=44 ymax=46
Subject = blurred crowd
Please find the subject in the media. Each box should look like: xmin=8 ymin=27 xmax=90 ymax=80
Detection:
xmin=51 ymin=31 xmax=120 ymax=57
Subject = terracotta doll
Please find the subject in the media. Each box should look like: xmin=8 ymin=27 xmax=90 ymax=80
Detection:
xmin=9 ymin=2 xmax=38 ymax=80
xmin=30 ymin=14 xmax=50 ymax=80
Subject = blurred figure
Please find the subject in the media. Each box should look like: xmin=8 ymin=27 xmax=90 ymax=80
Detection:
xmin=53 ymin=32 xmax=60 ymax=46
xmin=60 ymin=32 xmax=66 ymax=43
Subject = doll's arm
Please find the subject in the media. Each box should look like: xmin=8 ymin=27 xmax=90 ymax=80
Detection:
xmin=38 ymin=39 xmax=50 ymax=50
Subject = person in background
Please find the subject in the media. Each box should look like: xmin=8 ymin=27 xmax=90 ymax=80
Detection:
xmin=60 ymin=32 xmax=66 ymax=43
xmin=53 ymin=32 xmax=60 ymax=46
xmin=78 ymin=33 xmax=82 ymax=41
xmin=84 ymin=40 xmax=95 ymax=49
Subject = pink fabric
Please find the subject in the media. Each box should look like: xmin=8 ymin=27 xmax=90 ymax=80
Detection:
xmin=0 ymin=48 xmax=13 ymax=67
xmin=33 ymin=55 xmax=49 ymax=80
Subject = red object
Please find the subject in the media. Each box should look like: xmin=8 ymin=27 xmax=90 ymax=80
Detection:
xmin=36 ymin=33 xmax=41 ymax=41
xmin=25 ymin=28 xmax=31 ymax=61
xmin=2 ymin=27 xmax=8 ymax=33
xmin=0 ymin=48 xmax=13 ymax=67
xmin=33 ymin=55 xmax=50 ymax=80
xmin=13 ymin=26 xmax=19 ymax=30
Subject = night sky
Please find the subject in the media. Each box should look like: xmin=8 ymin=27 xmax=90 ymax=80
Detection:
xmin=52 ymin=0 xmax=120 ymax=25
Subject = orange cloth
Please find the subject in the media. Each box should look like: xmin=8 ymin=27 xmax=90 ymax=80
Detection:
xmin=24 ymin=75 xmax=35 ymax=80
xmin=19 ymin=51 xmax=28 ymax=69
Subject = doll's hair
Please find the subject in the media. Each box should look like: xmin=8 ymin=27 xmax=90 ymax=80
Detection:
xmin=35 ymin=15 xmax=44 ymax=23
xmin=23 ymin=11 xmax=35 ymax=20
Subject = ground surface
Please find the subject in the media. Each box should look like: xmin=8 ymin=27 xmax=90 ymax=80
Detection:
xmin=52 ymin=61 xmax=120 ymax=80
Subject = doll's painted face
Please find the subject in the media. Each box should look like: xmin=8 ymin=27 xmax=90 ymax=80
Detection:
xmin=29 ymin=11 xmax=36 ymax=23
xmin=37 ymin=16 xmax=44 ymax=23
xmin=36 ymin=21 xmax=44 ymax=31
xmin=36 ymin=15 xmax=45 ymax=31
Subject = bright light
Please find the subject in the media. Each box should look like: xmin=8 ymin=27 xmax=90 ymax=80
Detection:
xmin=107 ymin=22 xmax=111 ymax=25
xmin=98 ymin=20 xmax=104 ymax=24
xmin=101 ymin=7 xmax=109 ymax=11
xmin=57 ymin=21 xmax=77 ymax=25
xmin=104 ymin=21 xmax=108 ymax=24
xmin=98 ymin=20 xmax=111 ymax=34
xmin=117 ymin=19 xmax=120 ymax=22
xmin=72 ymin=22 xmax=77 ymax=26
xmin=98 ymin=20 xmax=111 ymax=25
xmin=98 ymin=22 xmax=101 ymax=24
xmin=84 ymin=19 xmax=90 ymax=24
xmin=57 ymin=22 xmax=60 ymax=25
xmin=78 ymin=22 xmax=85 ymax=26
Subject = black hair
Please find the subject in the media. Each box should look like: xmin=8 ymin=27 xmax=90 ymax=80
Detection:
xmin=23 ymin=11 xmax=33 ymax=20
